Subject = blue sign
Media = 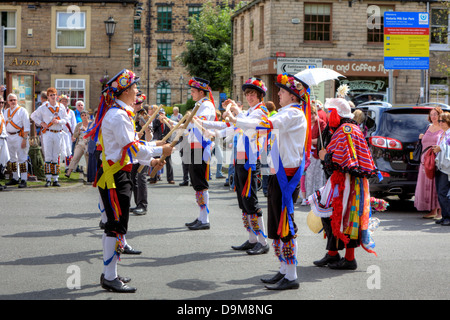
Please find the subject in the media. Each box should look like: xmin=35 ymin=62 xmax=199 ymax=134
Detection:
xmin=383 ymin=12 xmax=429 ymax=70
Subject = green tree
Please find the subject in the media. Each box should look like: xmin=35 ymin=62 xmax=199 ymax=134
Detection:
xmin=178 ymin=0 xmax=233 ymax=93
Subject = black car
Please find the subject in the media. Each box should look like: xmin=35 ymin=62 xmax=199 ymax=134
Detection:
xmin=356 ymin=102 xmax=450 ymax=199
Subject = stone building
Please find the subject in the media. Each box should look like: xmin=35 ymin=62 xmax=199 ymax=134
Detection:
xmin=134 ymin=0 xmax=236 ymax=106
xmin=1 ymin=0 xmax=138 ymax=113
xmin=231 ymin=0 xmax=449 ymax=107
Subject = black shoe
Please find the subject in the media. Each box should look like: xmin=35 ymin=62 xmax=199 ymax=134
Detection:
xmin=53 ymin=181 xmax=61 ymax=187
xmin=102 ymin=277 xmax=136 ymax=293
xmin=328 ymin=258 xmax=357 ymax=270
xmin=99 ymin=220 xmax=106 ymax=229
xmin=246 ymin=242 xmax=270 ymax=255
xmin=18 ymin=180 xmax=27 ymax=188
xmin=45 ymin=180 xmax=51 ymax=187
xmin=133 ymin=207 xmax=147 ymax=215
xmin=224 ymin=181 xmax=230 ymax=187
xmin=265 ymin=278 xmax=299 ymax=290
xmin=231 ymin=240 xmax=257 ymax=251
xmin=130 ymin=206 xmax=138 ymax=212
xmin=185 ymin=218 xmax=199 ymax=227
xmin=260 ymin=272 xmax=285 ymax=284
xmin=5 ymin=179 xmax=18 ymax=186
xmin=435 ymin=218 xmax=444 ymax=224
xmin=313 ymin=253 xmax=341 ymax=267
xmin=188 ymin=221 xmax=210 ymax=230
xmin=441 ymin=219 xmax=450 ymax=226
xmin=123 ymin=245 xmax=142 ymax=255
xmin=179 ymin=181 xmax=189 ymax=186
xmin=0 ymin=185 xmax=4 ymax=191
xmin=100 ymin=273 xmax=131 ymax=284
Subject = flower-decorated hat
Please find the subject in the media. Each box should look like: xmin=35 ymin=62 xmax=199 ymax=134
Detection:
xmin=188 ymin=77 xmax=210 ymax=92
xmin=107 ymin=69 xmax=140 ymax=97
xmin=135 ymin=92 xmax=146 ymax=105
xmin=275 ymin=73 xmax=309 ymax=101
xmin=242 ymin=77 xmax=267 ymax=96
xmin=58 ymin=94 xmax=69 ymax=102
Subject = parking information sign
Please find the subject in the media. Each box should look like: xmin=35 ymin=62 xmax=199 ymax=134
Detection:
xmin=383 ymin=12 xmax=429 ymax=70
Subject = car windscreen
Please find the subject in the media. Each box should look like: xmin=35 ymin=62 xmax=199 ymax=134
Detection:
xmin=377 ymin=109 xmax=431 ymax=143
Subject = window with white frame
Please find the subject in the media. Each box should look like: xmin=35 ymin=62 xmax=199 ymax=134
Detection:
xmin=431 ymin=8 xmax=449 ymax=49
xmin=0 ymin=11 xmax=16 ymax=47
xmin=56 ymin=11 xmax=86 ymax=48
xmin=55 ymin=78 xmax=85 ymax=107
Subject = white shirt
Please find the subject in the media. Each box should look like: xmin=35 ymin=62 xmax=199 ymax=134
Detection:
xmin=187 ymin=98 xmax=216 ymax=144
xmin=101 ymin=99 xmax=162 ymax=165
xmin=435 ymin=128 xmax=450 ymax=179
xmin=63 ymin=107 xmax=77 ymax=135
xmin=235 ymin=103 xmax=307 ymax=169
xmin=4 ymin=105 xmax=31 ymax=135
xmin=30 ymin=101 xmax=68 ymax=131
xmin=202 ymin=102 xmax=267 ymax=163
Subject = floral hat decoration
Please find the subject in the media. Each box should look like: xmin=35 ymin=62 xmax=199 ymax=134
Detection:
xmin=275 ymin=73 xmax=309 ymax=102
xmin=188 ymin=77 xmax=211 ymax=92
xmin=242 ymin=77 xmax=267 ymax=97
xmin=135 ymin=92 xmax=146 ymax=105
xmin=58 ymin=94 xmax=69 ymax=101
xmin=107 ymin=69 xmax=140 ymax=97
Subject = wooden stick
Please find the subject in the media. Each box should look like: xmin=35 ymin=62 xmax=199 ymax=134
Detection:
xmin=138 ymin=105 xmax=162 ymax=135
xmin=147 ymin=102 xmax=202 ymax=178
xmin=161 ymin=117 xmax=173 ymax=130
xmin=159 ymin=111 xmax=191 ymax=143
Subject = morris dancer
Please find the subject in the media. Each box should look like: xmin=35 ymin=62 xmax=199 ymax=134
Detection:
xmin=86 ymin=69 xmax=171 ymax=293
xmin=198 ymin=77 xmax=270 ymax=255
xmin=31 ymin=88 xmax=68 ymax=187
xmin=309 ymin=95 xmax=378 ymax=270
xmin=226 ymin=73 xmax=311 ymax=290
xmin=184 ymin=77 xmax=216 ymax=230
xmin=0 ymin=97 xmax=10 ymax=191
xmin=5 ymin=94 xmax=31 ymax=188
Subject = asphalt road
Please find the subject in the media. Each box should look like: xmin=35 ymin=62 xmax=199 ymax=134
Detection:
xmin=1 ymin=153 xmax=450 ymax=303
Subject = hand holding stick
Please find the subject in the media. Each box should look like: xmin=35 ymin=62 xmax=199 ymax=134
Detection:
xmin=138 ymin=104 xmax=162 ymax=135
xmin=148 ymin=102 xmax=201 ymax=178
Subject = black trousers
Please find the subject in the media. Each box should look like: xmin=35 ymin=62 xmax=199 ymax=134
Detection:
xmin=98 ymin=169 xmax=132 ymax=236
xmin=189 ymin=148 xmax=209 ymax=191
xmin=320 ymin=217 xmax=359 ymax=251
xmin=234 ymin=162 xmax=261 ymax=216
xmin=267 ymin=174 xmax=300 ymax=242
xmin=131 ymin=163 xmax=148 ymax=209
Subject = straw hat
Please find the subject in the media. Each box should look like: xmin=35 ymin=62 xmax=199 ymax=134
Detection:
xmin=307 ymin=210 xmax=323 ymax=234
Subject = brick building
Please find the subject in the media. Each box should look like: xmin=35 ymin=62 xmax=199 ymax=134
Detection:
xmin=1 ymin=0 xmax=138 ymax=114
xmin=134 ymin=1 xmax=236 ymax=106
xmin=232 ymin=0 xmax=449 ymax=107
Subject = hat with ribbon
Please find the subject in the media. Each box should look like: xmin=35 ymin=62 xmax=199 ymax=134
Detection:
xmin=242 ymin=77 xmax=267 ymax=97
xmin=58 ymin=94 xmax=69 ymax=101
xmin=107 ymin=69 xmax=140 ymax=97
xmin=275 ymin=73 xmax=309 ymax=102
xmin=188 ymin=77 xmax=210 ymax=93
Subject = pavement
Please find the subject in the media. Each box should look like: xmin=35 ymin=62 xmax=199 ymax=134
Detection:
xmin=1 ymin=153 xmax=450 ymax=304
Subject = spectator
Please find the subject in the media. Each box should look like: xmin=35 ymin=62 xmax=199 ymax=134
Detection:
xmin=415 ymin=107 xmax=442 ymax=219
xmin=432 ymin=112 xmax=450 ymax=226
xmin=170 ymin=106 xmax=183 ymax=122
xmin=65 ymin=110 xmax=91 ymax=177
xmin=74 ymin=101 xmax=85 ymax=123
xmin=0 ymin=95 xmax=9 ymax=190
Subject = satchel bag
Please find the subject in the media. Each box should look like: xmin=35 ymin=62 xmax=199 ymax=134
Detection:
xmin=423 ymin=146 xmax=436 ymax=180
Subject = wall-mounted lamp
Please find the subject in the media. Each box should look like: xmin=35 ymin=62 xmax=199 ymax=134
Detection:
xmin=104 ymin=16 xmax=117 ymax=58
xmin=347 ymin=52 xmax=355 ymax=57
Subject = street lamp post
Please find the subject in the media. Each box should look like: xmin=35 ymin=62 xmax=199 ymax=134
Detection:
xmin=104 ymin=17 xmax=117 ymax=58
xmin=179 ymin=74 xmax=184 ymax=104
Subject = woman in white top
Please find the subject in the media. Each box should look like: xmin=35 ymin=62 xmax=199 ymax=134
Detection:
xmin=432 ymin=112 xmax=450 ymax=226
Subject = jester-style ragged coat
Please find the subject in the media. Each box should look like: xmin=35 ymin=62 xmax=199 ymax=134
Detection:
xmin=309 ymin=118 xmax=379 ymax=255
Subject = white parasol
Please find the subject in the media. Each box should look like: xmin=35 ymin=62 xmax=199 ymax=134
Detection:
xmin=294 ymin=67 xmax=345 ymax=87
xmin=294 ymin=68 xmax=346 ymax=150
